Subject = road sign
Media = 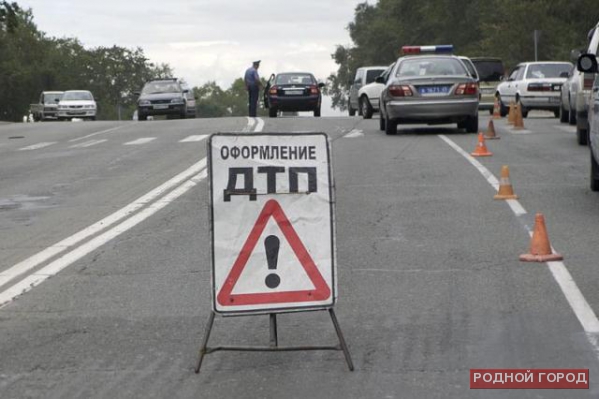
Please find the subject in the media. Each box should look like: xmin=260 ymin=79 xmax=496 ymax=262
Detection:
xmin=208 ymin=133 xmax=336 ymax=314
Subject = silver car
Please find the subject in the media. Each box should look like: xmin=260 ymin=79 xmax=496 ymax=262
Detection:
xmin=379 ymin=47 xmax=479 ymax=135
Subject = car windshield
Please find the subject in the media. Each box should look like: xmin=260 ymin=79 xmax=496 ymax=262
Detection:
xmin=526 ymin=63 xmax=572 ymax=79
xmin=471 ymin=60 xmax=504 ymax=82
xmin=366 ymin=69 xmax=386 ymax=84
xmin=275 ymin=74 xmax=315 ymax=85
xmin=44 ymin=93 xmax=63 ymax=103
xmin=396 ymin=58 xmax=468 ymax=77
xmin=62 ymin=92 xmax=93 ymax=101
xmin=142 ymin=81 xmax=181 ymax=94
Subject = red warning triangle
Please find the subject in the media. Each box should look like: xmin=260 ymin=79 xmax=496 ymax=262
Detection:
xmin=217 ymin=199 xmax=331 ymax=306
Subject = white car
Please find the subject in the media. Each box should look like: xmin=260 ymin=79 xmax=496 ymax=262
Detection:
xmin=57 ymin=90 xmax=97 ymax=121
xmin=357 ymin=63 xmax=394 ymax=119
xmin=496 ymin=62 xmax=572 ymax=118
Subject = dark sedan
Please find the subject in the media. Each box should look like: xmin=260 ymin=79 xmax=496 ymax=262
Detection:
xmin=264 ymin=72 xmax=324 ymax=117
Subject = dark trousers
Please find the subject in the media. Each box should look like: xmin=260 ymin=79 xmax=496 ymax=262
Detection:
xmin=248 ymin=85 xmax=259 ymax=117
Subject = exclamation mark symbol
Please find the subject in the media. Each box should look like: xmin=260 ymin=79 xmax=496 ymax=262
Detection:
xmin=264 ymin=235 xmax=280 ymax=289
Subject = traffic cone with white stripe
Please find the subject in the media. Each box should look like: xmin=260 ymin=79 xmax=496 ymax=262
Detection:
xmin=492 ymin=98 xmax=502 ymax=119
xmin=520 ymin=213 xmax=563 ymax=262
xmin=471 ymin=132 xmax=492 ymax=157
xmin=484 ymin=119 xmax=499 ymax=140
xmin=494 ymin=166 xmax=518 ymax=200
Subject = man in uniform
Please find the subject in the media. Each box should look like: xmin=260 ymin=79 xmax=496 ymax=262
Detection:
xmin=244 ymin=60 xmax=262 ymax=117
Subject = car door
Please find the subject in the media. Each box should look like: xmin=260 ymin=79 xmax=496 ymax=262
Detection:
xmin=502 ymin=66 xmax=523 ymax=104
xmin=349 ymin=69 xmax=364 ymax=109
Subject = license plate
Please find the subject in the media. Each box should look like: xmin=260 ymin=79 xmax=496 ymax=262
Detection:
xmin=285 ymin=90 xmax=304 ymax=96
xmin=418 ymin=86 xmax=450 ymax=95
xmin=154 ymin=104 xmax=169 ymax=109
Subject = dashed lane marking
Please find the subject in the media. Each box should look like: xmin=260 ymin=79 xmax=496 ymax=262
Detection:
xmin=124 ymin=137 xmax=157 ymax=145
xmin=344 ymin=129 xmax=364 ymax=138
xmin=69 ymin=139 xmax=107 ymax=148
xmin=68 ymin=125 xmax=128 ymax=143
xmin=18 ymin=142 xmax=57 ymax=151
xmin=179 ymin=135 xmax=208 ymax=143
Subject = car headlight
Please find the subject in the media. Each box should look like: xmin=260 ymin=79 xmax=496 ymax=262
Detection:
xmin=139 ymin=100 xmax=151 ymax=106
xmin=170 ymin=97 xmax=184 ymax=104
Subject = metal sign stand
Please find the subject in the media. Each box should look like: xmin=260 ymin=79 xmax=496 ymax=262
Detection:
xmin=195 ymin=309 xmax=354 ymax=373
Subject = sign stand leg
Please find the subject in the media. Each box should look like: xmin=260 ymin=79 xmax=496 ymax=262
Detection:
xmin=269 ymin=313 xmax=278 ymax=347
xmin=329 ymin=308 xmax=354 ymax=371
xmin=195 ymin=311 xmax=216 ymax=374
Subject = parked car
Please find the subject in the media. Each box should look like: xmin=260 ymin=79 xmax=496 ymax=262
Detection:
xmin=574 ymin=52 xmax=599 ymax=190
xmin=57 ymin=90 xmax=96 ymax=121
xmin=559 ymin=63 xmax=579 ymax=125
xmin=30 ymin=91 xmax=64 ymax=121
xmin=263 ymin=72 xmax=324 ymax=117
xmin=496 ymin=62 xmax=572 ymax=118
xmin=470 ymin=57 xmax=505 ymax=114
xmin=136 ymin=78 xmax=190 ymax=121
xmin=357 ymin=64 xmax=394 ymax=119
xmin=378 ymin=45 xmax=479 ymax=135
xmin=348 ymin=65 xmax=387 ymax=116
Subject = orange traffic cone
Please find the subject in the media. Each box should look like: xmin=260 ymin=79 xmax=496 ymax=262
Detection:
xmin=519 ymin=213 xmax=563 ymax=262
xmin=492 ymin=98 xmax=502 ymax=119
xmin=471 ymin=132 xmax=492 ymax=157
xmin=484 ymin=119 xmax=500 ymax=140
xmin=513 ymin=103 xmax=525 ymax=130
xmin=507 ymin=101 xmax=516 ymax=125
xmin=494 ymin=165 xmax=518 ymax=200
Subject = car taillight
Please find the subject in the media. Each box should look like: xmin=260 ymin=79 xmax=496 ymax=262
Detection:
xmin=527 ymin=83 xmax=551 ymax=92
xmin=583 ymin=74 xmax=594 ymax=90
xmin=310 ymin=85 xmax=319 ymax=95
xmin=269 ymin=85 xmax=278 ymax=95
xmin=455 ymin=83 xmax=478 ymax=95
xmin=389 ymin=85 xmax=413 ymax=97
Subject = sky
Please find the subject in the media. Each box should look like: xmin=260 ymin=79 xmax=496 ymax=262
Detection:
xmin=17 ymin=0 xmax=368 ymax=116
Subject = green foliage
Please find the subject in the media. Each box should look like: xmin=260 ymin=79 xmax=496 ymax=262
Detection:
xmin=329 ymin=0 xmax=599 ymax=110
xmin=193 ymin=77 xmax=269 ymax=118
xmin=0 ymin=6 xmax=172 ymax=121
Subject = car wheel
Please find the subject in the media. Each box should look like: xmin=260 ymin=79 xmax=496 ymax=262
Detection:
xmin=180 ymin=112 xmax=186 ymax=119
xmin=314 ymin=107 xmax=321 ymax=117
xmin=360 ymin=96 xmax=373 ymax=119
xmin=379 ymin=110 xmax=386 ymax=131
xmin=348 ymin=106 xmax=356 ymax=117
xmin=384 ymin=114 xmax=397 ymax=135
xmin=463 ymin=115 xmax=477 ymax=133
xmin=553 ymin=110 xmax=560 ymax=118
xmin=269 ymin=107 xmax=278 ymax=118
xmin=559 ymin=102 xmax=569 ymax=123
xmin=591 ymin=149 xmax=599 ymax=192
xmin=577 ymin=127 xmax=589 ymax=146
xmin=497 ymin=94 xmax=508 ymax=117
xmin=89 ymin=116 xmax=96 ymax=121
xmin=569 ymin=105 xmax=577 ymax=125
xmin=138 ymin=113 xmax=147 ymax=121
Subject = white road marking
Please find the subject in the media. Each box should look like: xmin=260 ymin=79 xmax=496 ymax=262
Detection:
xmin=557 ymin=125 xmax=576 ymax=133
xmin=18 ymin=142 xmax=57 ymax=151
xmin=509 ymin=129 xmax=533 ymax=135
xmin=69 ymin=125 xmax=128 ymax=143
xmin=69 ymin=139 xmax=107 ymax=148
xmin=439 ymin=134 xmax=599 ymax=358
xmin=254 ymin=117 xmax=265 ymax=132
xmin=344 ymin=129 xmax=364 ymax=138
xmin=0 ymin=117 xmax=259 ymax=307
xmin=179 ymin=135 xmax=208 ymax=143
xmin=124 ymin=137 xmax=156 ymax=145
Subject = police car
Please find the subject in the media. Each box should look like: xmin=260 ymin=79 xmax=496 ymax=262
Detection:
xmin=378 ymin=45 xmax=480 ymax=135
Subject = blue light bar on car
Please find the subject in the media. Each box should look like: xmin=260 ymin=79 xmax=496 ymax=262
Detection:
xmin=401 ymin=45 xmax=454 ymax=55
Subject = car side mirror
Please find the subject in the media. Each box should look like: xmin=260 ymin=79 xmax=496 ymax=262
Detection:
xmin=375 ymin=76 xmax=385 ymax=84
xmin=560 ymin=71 xmax=569 ymax=78
xmin=577 ymin=53 xmax=598 ymax=73
xmin=133 ymin=91 xmax=141 ymax=96
xmin=54 ymin=98 xmax=60 ymax=103
xmin=318 ymin=82 xmax=325 ymax=88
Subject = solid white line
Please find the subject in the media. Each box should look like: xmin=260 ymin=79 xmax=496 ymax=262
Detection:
xmin=0 ymin=158 xmax=207 ymax=289
xmin=18 ymin=142 xmax=57 ymax=151
xmin=69 ymin=139 xmax=107 ymax=148
xmin=439 ymin=134 xmax=599 ymax=357
xmin=124 ymin=137 xmax=156 ymax=145
xmin=0 ymin=175 xmax=204 ymax=308
xmin=69 ymin=125 xmax=128 ymax=143
xmin=179 ymin=135 xmax=208 ymax=143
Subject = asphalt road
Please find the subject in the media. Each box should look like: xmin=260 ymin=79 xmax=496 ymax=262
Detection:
xmin=1 ymin=113 xmax=599 ymax=398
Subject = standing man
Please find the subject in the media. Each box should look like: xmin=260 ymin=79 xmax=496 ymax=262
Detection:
xmin=244 ymin=60 xmax=262 ymax=117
